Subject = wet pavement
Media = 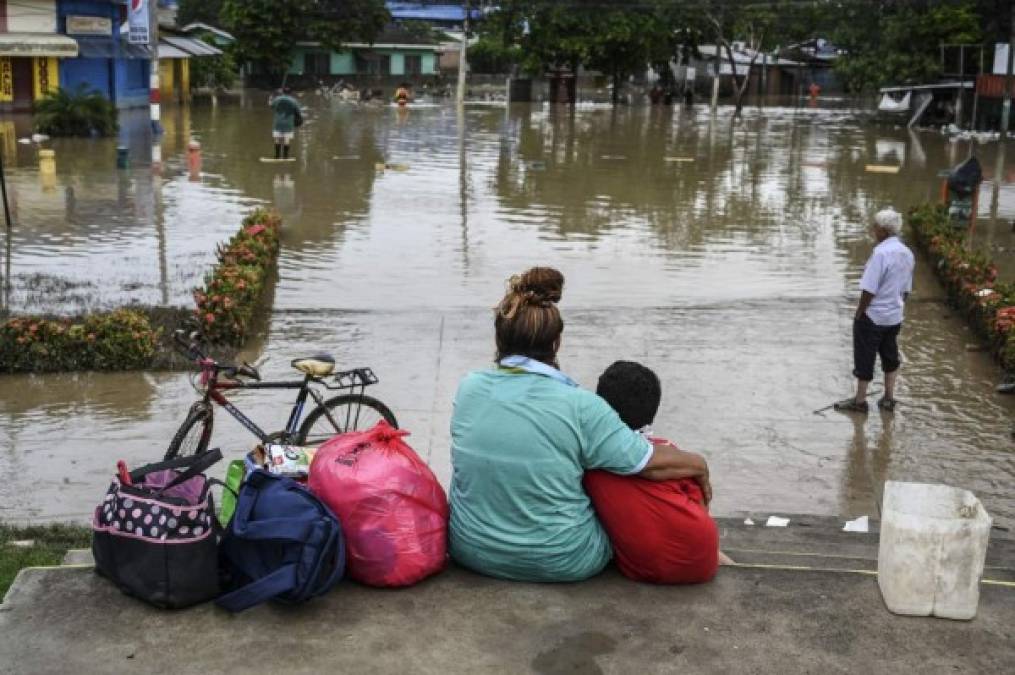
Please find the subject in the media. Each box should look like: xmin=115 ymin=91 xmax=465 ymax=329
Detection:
xmin=0 ymin=98 xmax=1013 ymax=527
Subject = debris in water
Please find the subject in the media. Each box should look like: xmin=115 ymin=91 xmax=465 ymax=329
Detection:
xmin=865 ymin=164 xmax=901 ymax=174
xmin=843 ymin=515 xmax=870 ymax=533
xmin=665 ymin=157 xmax=695 ymax=163
xmin=601 ymin=155 xmax=627 ymax=160
xmin=744 ymin=518 xmax=755 ymax=526
xmin=332 ymin=155 xmax=360 ymax=160
xmin=765 ymin=515 xmax=790 ymax=527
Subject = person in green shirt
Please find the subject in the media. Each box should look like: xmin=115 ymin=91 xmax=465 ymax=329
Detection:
xmin=449 ymin=267 xmax=713 ymax=582
xmin=269 ymin=88 xmax=301 ymax=160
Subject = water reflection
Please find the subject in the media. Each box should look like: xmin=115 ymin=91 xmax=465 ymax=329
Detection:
xmin=0 ymin=100 xmax=1014 ymax=525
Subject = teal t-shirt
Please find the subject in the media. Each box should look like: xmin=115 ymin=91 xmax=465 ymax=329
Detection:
xmin=271 ymin=95 xmax=300 ymax=132
xmin=449 ymin=368 xmax=652 ymax=582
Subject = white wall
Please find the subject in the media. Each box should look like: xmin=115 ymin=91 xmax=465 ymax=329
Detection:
xmin=6 ymin=0 xmax=57 ymax=34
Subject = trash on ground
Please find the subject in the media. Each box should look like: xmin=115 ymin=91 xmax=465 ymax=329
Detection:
xmin=765 ymin=515 xmax=790 ymax=527
xmin=865 ymin=164 xmax=901 ymax=174
xmin=843 ymin=515 xmax=870 ymax=533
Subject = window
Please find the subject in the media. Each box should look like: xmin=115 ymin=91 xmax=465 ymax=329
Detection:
xmin=356 ymin=53 xmax=391 ymax=75
xmin=304 ymin=52 xmax=330 ymax=76
xmin=404 ymin=54 xmax=422 ymax=76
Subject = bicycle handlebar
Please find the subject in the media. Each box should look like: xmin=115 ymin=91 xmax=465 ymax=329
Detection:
xmin=173 ymin=329 xmax=262 ymax=381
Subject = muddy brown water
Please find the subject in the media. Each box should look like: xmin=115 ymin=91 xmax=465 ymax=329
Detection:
xmin=1 ymin=99 xmax=1013 ymax=529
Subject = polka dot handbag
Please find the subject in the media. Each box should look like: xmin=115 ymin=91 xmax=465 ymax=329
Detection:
xmin=92 ymin=448 xmax=225 ymax=609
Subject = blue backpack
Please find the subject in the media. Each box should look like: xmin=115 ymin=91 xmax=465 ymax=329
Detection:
xmin=217 ymin=470 xmax=345 ymax=612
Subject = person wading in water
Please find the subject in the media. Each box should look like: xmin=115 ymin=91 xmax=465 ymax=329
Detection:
xmin=834 ymin=208 xmax=915 ymax=414
xmin=269 ymin=88 xmax=301 ymax=160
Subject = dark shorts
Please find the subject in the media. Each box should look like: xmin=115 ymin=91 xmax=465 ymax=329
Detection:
xmin=853 ymin=314 xmax=902 ymax=382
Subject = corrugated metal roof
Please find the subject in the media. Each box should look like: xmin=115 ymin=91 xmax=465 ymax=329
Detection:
xmin=160 ymin=35 xmax=222 ymax=58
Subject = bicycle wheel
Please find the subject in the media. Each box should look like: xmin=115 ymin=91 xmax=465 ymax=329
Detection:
xmin=295 ymin=394 xmax=397 ymax=446
xmin=165 ymin=403 xmax=214 ymax=460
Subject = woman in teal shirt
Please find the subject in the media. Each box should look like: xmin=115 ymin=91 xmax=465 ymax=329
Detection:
xmin=449 ymin=267 xmax=712 ymax=582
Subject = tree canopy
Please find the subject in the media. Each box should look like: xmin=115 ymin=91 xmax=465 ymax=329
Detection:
xmin=222 ymin=0 xmax=390 ymax=80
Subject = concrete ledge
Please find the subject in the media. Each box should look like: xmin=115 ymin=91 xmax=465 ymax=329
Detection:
xmin=2 ymin=561 xmax=1013 ymax=674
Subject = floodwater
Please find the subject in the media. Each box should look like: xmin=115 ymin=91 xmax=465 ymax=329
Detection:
xmin=1 ymin=97 xmax=1014 ymax=529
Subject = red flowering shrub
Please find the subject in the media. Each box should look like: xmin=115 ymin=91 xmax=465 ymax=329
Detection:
xmin=192 ymin=209 xmax=281 ymax=345
xmin=0 ymin=309 xmax=158 ymax=373
xmin=909 ymin=204 xmax=1015 ymax=371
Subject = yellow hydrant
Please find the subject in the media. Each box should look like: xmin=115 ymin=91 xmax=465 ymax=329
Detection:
xmin=39 ymin=149 xmax=56 ymax=191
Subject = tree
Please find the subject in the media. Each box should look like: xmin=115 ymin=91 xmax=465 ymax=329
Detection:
xmin=222 ymin=0 xmax=389 ymax=82
xmin=703 ymin=0 xmax=822 ymax=117
xmin=832 ymin=0 xmax=983 ymax=92
xmin=480 ymin=0 xmax=698 ymax=104
xmin=177 ymin=0 xmax=224 ymax=27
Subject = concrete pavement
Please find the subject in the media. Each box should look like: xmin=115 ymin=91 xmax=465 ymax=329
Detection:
xmin=2 ymin=517 xmax=1013 ymax=674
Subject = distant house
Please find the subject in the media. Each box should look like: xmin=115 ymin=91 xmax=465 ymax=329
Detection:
xmin=780 ymin=38 xmax=845 ymax=94
xmin=268 ymin=27 xmax=441 ymax=89
xmin=687 ymin=44 xmax=804 ymax=98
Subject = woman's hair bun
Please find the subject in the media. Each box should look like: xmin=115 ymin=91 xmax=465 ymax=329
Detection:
xmin=509 ymin=267 xmax=564 ymax=305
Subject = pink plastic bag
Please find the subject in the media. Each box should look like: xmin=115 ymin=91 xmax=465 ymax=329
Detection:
xmin=308 ymin=421 xmax=448 ymax=587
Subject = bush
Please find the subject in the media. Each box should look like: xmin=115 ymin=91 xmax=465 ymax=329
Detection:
xmin=193 ymin=209 xmax=281 ymax=345
xmin=0 ymin=309 xmax=159 ymax=373
xmin=909 ymin=204 xmax=1015 ymax=371
xmin=34 ymin=85 xmax=118 ymax=137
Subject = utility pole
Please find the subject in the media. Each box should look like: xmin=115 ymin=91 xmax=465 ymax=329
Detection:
xmin=1003 ymin=8 xmax=1015 ymax=134
xmin=457 ymin=0 xmax=471 ymax=106
xmin=149 ymin=0 xmax=163 ymax=162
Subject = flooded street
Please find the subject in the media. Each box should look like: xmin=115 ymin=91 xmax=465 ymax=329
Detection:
xmin=1 ymin=98 xmax=1013 ymax=528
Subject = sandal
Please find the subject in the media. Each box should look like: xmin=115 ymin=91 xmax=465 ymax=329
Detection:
xmin=833 ymin=397 xmax=868 ymax=413
xmin=877 ymin=397 xmax=897 ymax=412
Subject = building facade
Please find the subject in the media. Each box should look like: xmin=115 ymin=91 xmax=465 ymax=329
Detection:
xmin=0 ymin=0 xmax=77 ymax=111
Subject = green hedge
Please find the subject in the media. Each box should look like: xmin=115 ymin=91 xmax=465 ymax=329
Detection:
xmin=0 ymin=209 xmax=281 ymax=373
xmin=909 ymin=204 xmax=1015 ymax=371
xmin=0 ymin=309 xmax=159 ymax=373
xmin=192 ymin=209 xmax=282 ymax=345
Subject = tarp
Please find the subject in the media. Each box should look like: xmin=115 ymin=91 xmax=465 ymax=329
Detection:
xmin=878 ymin=91 xmax=911 ymax=112
xmin=0 ymin=33 xmax=79 ymax=58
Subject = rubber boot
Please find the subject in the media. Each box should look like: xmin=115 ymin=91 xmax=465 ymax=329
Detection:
xmin=282 ymin=144 xmax=290 ymax=159
xmin=274 ymin=144 xmax=281 ymax=159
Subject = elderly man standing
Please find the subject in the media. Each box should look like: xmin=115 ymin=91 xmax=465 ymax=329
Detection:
xmin=834 ymin=208 xmax=915 ymax=414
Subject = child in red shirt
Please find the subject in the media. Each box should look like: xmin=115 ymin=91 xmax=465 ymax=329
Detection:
xmin=584 ymin=361 xmax=722 ymax=583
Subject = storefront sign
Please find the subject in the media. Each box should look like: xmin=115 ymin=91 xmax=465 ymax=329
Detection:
xmin=67 ymin=15 xmax=113 ymax=36
xmin=0 ymin=58 xmax=12 ymax=103
xmin=128 ymin=0 xmax=149 ymax=45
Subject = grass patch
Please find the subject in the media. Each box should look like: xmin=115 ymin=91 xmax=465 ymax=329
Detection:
xmin=1 ymin=523 xmax=92 ymax=601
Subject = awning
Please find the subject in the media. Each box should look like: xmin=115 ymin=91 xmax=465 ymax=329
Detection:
xmin=158 ymin=36 xmax=222 ymax=59
xmin=0 ymin=33 xmax=79 ymax=58
xmin=76 ymin=38 xmax=151 ymax=59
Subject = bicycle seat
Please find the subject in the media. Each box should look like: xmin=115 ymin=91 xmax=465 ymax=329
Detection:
xmin=291 ymin=354 xmax=336 ymax=377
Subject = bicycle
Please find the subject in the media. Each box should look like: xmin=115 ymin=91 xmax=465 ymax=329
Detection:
xmin=165 ymin=329 xmax=397 ymax=460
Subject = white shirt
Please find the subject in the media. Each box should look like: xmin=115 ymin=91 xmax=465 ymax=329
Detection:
xmin=860 ymin=236 xmax=915 ymax=326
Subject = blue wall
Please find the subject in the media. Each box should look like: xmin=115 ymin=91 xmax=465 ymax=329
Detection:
xmin=57 ymin=0 xmax=150 ymax=108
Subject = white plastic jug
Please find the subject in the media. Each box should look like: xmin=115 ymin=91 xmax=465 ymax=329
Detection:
xmin=878 ymin=481 xmax=992 ymax=620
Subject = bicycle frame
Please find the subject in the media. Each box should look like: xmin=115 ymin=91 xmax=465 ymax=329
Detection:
xmin=200 ymin=366 xmax=327 ymax=444
xmin=196 ymin=359 xmax=371 ymax=444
